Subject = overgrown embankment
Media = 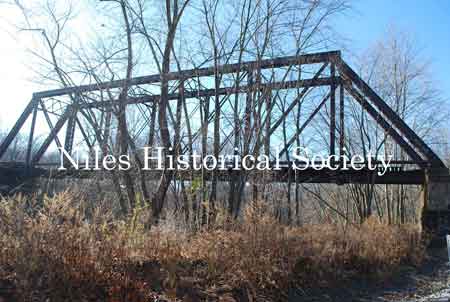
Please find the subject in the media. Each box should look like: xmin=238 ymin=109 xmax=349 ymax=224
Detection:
xmin=0 ymin=192 xmax=425 ymax=301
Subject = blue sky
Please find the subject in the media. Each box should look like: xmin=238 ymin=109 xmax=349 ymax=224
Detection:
xmin=0 ymin=0 xmax=449 ymax=131
xmin=336 ymin=0 xmax=450 ymax=98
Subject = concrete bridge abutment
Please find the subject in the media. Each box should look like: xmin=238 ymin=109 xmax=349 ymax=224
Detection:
xmin=421 ymin=170 xmax=450 ymax=238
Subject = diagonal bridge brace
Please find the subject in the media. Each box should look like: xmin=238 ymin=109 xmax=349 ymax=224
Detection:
xmin=335 ymin=58 xmax=446 ymax=169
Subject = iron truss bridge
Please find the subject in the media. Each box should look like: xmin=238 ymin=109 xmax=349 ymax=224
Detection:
xmin=0 ymin=50 xmax=449 ymax=190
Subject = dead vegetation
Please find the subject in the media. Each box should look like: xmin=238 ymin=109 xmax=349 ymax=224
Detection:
xmin=0 ymin=191 xmax=426 ymax=301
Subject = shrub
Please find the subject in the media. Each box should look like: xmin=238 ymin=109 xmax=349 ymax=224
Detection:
xmin=0 ymin=193 xmax=426 ymax=301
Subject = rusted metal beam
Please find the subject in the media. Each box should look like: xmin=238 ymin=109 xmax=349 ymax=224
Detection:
xmin=13 ymin=164 xmax=428 ymax=185
xmin=25 ymin=101 xmax=38 ymax=165
xmin=33 ymin=51 xmax=341 ymax=99
xmin=278 ymin=92 xmax=331 ymax=158
xmin=80 ymin=76 xmax=339 ymax=109
xmin=64 ymin=110 xmax=77 ymax=156
xmin=336 ymin=58 xmax=445 ymax=168
xmin=0 ymin=98 xmax=35 ymax=160
xmin=31 ymin=106 xmax=74 ymax=164
xmin=39 ymin=100 xmax=62 ymax=148
xmin=269 ymin=63 xmax=329 ymax=135
xmin=330 ymin=63 xmax=336 ymax=157
xmin=339 ymin=83 xmax=345 ymax=158
xmin=344 ymin=84 xmax=426 ymax=168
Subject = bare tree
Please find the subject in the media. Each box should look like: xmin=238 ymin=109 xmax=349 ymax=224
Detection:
xmin=340 ymin=29 xmax=449 ymax=224
xmin=4 ymin=0 xmax=351 ymax=224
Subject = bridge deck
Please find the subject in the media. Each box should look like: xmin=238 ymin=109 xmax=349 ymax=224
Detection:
xmin=1 ymin=162 xmax=449 ymax=189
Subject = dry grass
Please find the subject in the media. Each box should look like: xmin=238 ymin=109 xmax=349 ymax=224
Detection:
xmin=0 ymin=192 xmax=426 ymax=301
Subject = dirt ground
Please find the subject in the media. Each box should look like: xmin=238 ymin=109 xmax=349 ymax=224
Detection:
xmin=299 ymin=248 xmax=450 ymax=302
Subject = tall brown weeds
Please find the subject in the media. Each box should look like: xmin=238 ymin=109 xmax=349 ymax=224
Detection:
xmin=0 ymin=192 xmax=425 ymax=301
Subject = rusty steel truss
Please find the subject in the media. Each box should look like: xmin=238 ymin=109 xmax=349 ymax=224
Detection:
xmin=0 ymin=50 xmax=448 ymax=186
